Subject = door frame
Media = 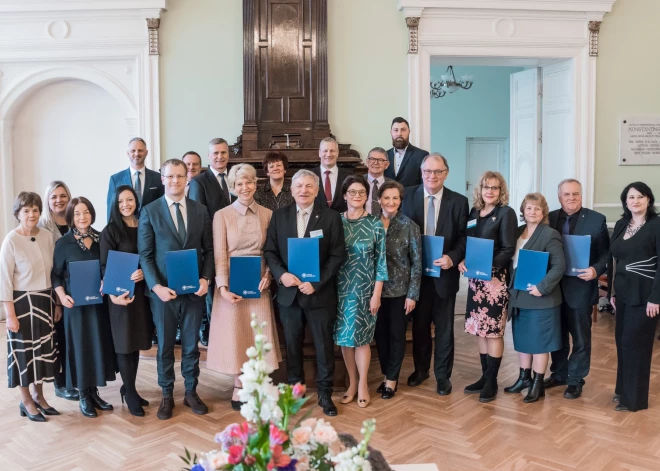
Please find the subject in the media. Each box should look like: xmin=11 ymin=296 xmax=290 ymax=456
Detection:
xmin=465 ymin=137 xmax=509 ymax=203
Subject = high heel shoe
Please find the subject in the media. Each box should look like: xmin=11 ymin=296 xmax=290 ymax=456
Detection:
xmin=33 ymin=399 xmax=60 ymax=416
xmin=231 ymin=386 xmax=244 ymax=412
xmin=357 ymin=394 xmax=370 ymax=408
xmin=121 ymin=385 xmax=149 ymax=407
xmin=120 ymin=389 xmax=145 ymax=417
xmin=340 ymin=390 xmax=357 ymax=404
xmin=19 ymin=402 xmax=46 ymax=422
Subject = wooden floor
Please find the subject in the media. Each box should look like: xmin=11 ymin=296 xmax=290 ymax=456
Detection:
xmin=1 ymin=289 xmax=660 ymax=470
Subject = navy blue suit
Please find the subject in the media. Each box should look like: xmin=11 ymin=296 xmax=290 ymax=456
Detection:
xmin=309 ymin=166 xmax=351 ymax=213
xmin=138 ymin=196 xmax=214 ymax=394
xmin=107 ymin=168 xmax=164 ymax=222
xmin=188 ymin=169 xmax=233 ymax=220
xmin=385 ymin=144 xmax=429 ymax=188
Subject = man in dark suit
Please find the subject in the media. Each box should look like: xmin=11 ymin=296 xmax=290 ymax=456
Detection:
xmin=188 ymin=138 xmax=233 ymax=346
xmin=545 ymin=179 xmax=609 ymax=399
xmin=402 ymin=153 xmax=469 ymax=395
xmin=107 ymin=137 xmax=164 ymax=222
xmin=138 ymin=158 xmax=214 ymax=420
xmin=264 ymin=169 xmax=347 ymax=416
xmin=384 ymin=117 xmax=429 ymax=188
xmin=182 ymin=151 xmax=202 ymax=197
xmin=310 ymin=137 xmax=351 ymax=213
xmin=365 ymin=147 xmax=393 ymax=216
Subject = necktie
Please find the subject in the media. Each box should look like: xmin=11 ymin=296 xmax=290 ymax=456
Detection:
xmin=426 ymin=195 xmax=436 ymax=236
xmin=371 ymin=180 xmax=381 ymax=216
xmin=219 ymin=173 xmax=230 ymax=200
xmin=174 ymin=202 xmax=187 ymax=244
xmin=297 ymin=209 xmax=306 ymax=238
xmin=134 ymin=171 xmax=142 ymax=206
xmin=562 ymin=215 xmax=572 ymax=235
xmin=324 ymin=170 xmax=332 ymax=206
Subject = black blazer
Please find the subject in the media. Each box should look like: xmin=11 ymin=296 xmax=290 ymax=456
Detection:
xmin=402 ymin=185 xmax=469 ymax=297
xmin=310 ymin=166 xmax=351 ymax=213
xmin=107 ymin=168 xmax=164 ymax=222
xmin=608 ymin=216 xmax=660 ymax=306
xmin=549 ymin=207 xmax=609 ymax=309
xmin=384 ymin=144 xmax=429 ymax=188
xmin=467 ymin=205 xmax=518 ymax=270
xmin=188 ymin=170 xmax=233 ymax=220
xmin=137 ymin=196 xmax=214 ymax=294
xmin=263 ymin=202 xmax=347 ymax=309
xmin=508 ymin=224 xmax=566 ymax=310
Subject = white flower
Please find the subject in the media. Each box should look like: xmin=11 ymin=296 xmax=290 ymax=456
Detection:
xmin=254 ymin=333 xmax=266 ymax=344
xmin=240 ymin=402 xmax=255 ymax=422
xmin=264 ymin=342 xmax=273 ymax=352
xmin=246 ymin=346 xmax=258 ymax=358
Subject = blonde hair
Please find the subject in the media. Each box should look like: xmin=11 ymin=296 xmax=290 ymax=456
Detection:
xmin=40 ymin=180 xmax=71 ymax=226
xmin=228 ymin=163 xmax=257 ymax=190
xmin=472 ymin=171 xmax=509 ymax=210
xmin=519 ymin=192 xmax=549 ymax=224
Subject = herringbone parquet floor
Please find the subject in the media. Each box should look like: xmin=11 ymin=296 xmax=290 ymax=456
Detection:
xmin=1 ymin=291 xmax=660 ymax=470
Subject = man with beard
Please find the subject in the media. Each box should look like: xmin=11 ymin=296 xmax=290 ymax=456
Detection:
xmin=385 ymin=117 xmax=429 ymax=188
xmin=182 ymin=151 xmax=202 ymax=196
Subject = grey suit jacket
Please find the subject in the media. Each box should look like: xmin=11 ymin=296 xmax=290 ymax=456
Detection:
xmin=508 ymin=224 xmax=566 ymax=311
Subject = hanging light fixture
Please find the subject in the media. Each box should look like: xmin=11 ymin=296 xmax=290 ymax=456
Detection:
xmin=430 ymin=66 xmax=474 ymax=98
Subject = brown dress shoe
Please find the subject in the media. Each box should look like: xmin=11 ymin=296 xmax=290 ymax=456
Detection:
xmin=184 ymin=391 xmax=208 ymax=415
xmin=157 ymin=396 xmax=174 ymax=420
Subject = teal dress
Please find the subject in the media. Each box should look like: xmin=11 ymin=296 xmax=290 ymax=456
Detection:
xmin=334 ymin=214 xmax=388 ymax=347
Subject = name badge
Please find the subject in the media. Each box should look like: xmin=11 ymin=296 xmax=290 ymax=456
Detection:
xmin=467 ymin=219 xmax=477 ymax=229
xmin=310 ymin=229 xmax=324 ymax=238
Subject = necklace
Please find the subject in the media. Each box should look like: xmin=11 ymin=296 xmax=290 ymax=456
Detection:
xmin=345 ymin=209 xmax=366 ymax=222
xmin=625 ymin=219 xmax=646 ymax=238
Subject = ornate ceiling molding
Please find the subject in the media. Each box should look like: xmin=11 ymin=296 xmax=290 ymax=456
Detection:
xmin=406 ymin=17 xmax=420 ymax=54
xmin=588 ymin=20 xmax=601 ymax=57
xmin=147 ymin=17 xmax=160 ymax=55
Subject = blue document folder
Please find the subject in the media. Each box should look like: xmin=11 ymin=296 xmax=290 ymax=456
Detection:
xmin=513 ymin=249 xmax=549 ymax=290
xmin=422 ymin=235 xmax=444 ymax=278
xmin=465 ymin=237 xmax=494 ymax=280
xmin=102 ymin=250 xmax=139 ymax=298
xmin=288 ymin=238 xmax=320 ymax=282
xmin=562 ymin=235 xmax=591 ymax=277
xmin=230 ymin=256 xmax=261 ymax=299
xmin=69 ymin=260 xmax=103 ymax=306
xmin=165 ymin=249 xmax=200 ymax=295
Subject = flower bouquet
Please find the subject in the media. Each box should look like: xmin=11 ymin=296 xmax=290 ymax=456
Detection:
xmin=182 ymin=314 xmax=377 ymax=471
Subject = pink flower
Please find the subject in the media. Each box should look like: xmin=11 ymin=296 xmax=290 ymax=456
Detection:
xmin=230 ymin=422 xmax=250 ymax=444
xmin=291 ymin=426 xmax=312 ymax=446
xmin=295 ymin=456 xmax=310 ymax=471
xmin=267 ymin=445 xmax=292 ymax=470
xmin=270 ymin=423 xmax=289 ymax=447
xmin=228 ymin=445 xmax=244 ymax=465
xmin=300 ymin=418 xmax=317 ymax=429
xmin=313 ymin=422 xmax=338 ymax=445
xmin=292 ymin=383 xmax=306 ymax=398
xmin=209 ymin=451 xmax=230 ymax=468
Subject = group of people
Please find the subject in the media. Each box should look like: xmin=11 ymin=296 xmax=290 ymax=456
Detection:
xmin=2 ymin=117 xmax=659 ymax=424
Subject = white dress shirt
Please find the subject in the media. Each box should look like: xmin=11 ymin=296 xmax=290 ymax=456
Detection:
xmin=296 ymin=204 xmax=312 ymax=238
xmin=394 ymin=146 xmax=408 ymax=175
xmin=319 ymin=165 xmax=338 ymax=199
xmin=423 ymin=187 xmax=443 ymax=235
xmin=209 ymin=167 xmax=229 ymax=192
xmin=366 ymin=174 xmax=385 ymax=215
xmin=130 ymin=167 xmax=146 ymax=198
xmin=165 ymin=195 xmax=188 ymax=231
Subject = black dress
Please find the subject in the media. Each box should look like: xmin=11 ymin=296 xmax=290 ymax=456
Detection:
xmin=99 ymin=223 xmax=153 ymax=354
xmin=51 ymin=232 xmax=116 ymax=390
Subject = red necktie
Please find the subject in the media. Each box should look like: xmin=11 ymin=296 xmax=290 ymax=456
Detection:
xmin=324 ymin=170 xmax=332 ymax=206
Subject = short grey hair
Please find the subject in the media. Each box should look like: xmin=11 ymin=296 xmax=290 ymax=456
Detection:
xmin=128 ymin=137 xmax=147 ymax=147
xmin=228 ymin=163 xmax=257 ymax=190
xmin=291 ymin=169 xmax=320 ymax=187
xmin=368 ymin=147 xmax=388 ymax=158
xmin=557 ymin=178 xmax=582 ymax=194
xmin=421 ymin=152 xmax=449 ymax=171
xmin=320 ymin=137 xmax=338 ymax=148
xmin=209 ymin=138 xmax=228 ymax=150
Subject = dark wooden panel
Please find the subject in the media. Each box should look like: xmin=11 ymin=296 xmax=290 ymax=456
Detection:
xmin=269 ymin=2 xmax=301 ymax=97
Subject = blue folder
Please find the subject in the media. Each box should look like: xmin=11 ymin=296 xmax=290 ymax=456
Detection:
xmin=513 ymin=249 xmax=549 ymax=291
xmin=102 ymin=250 xmax=139 ymax=298
xmin=465 ymin=237 xmax=494 ymax=281
xmin=422 ymin=235 xmax=444 ymax=278
xmin=562 ymin=235 xmax=591 ymax=277
xmin=288 ymin=238 xmax=320 ymax=282
xmin=230 ymin=256 xmax=261 ymax=299
xmin=69 ymin=260 xmax=103 ymax=306
xmin=165 ymin=249 xmax=200 ymax=295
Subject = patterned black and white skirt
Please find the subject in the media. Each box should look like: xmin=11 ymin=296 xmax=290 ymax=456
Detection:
xmin=7 ymin=289 xmax=58 ymax=388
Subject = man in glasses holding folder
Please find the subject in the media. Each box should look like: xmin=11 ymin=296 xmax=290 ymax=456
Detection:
xmin=138 ymin=158 xmax=214 ymax=420
xmin=544 ymin=179 xmax=609 ymax=399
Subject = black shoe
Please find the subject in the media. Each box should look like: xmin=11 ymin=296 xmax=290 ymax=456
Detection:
xmin=231 ymin=386 xmax=245 ymax=411
xmin=318 ymin=394 xmax=338 ymax=417
xmin=120 ymin=387 xmax=145 ymax=417
xmin=436 ymin=378 xmax=453 ymax=396
xmin=504 ymin=368 xmax=532 ymax=393
xmin=184 ymin=391 xmax=209 ymax=415
xmin=33 ymin=399 xmax=60 ymax=416
xmin=464 ymin=353 xmax=488 ymax=394
xmin=120 ymin=385 xmax=149 ymax=406
xmin=523 ymin=372 xmax=545 ymax=403
xmin=615 ymin=403 xmax=630 ymax=412
xmin=157 ymin=395 xmax=174 ymax=420
xmin=479 ymin=355 xmax=502 ymax=403
xmin=175 ymin=328 xmax=182 ymax=346
xmin=407 ymin=371 xmax=429 ymax=387
xmin=19 ymin=402 xmax=46 ymax=422
xmin=543 ymin=374 xmax=566 ymax=389
xmin=152 ymin=333 xmax=158 ymax=345
xmin=563 ymin=385 xmax=582 ymax=399
xmin=89 ymin=387 xmax=113 ymax=411
xmin=79 ymin=391 xmax=98 ymax=418
xmin=381 ymin=387 xmax=396 ymax=400
xmin=612 ymin=393 xmax=621 ymax=403
xmin=376 ymin=382 xmax=385 ymax=394
xmin=54 ymin=386 xmax=79 ymax=401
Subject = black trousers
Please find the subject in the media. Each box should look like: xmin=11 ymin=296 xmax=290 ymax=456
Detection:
xmin=54 ymin=317 xmax=67 ymax=389
xmin=550 ymin=302 xmax=593 ymax=386
xmin=615 ymin=299 xmax=659 ymax=411
xmin=413 ymin=277 xmax=456 ymax=380
xmin=374 ymin=295 xmax=408 ymax=382
xmin=279 ymin=302 xmax=336 ymax=394
xmin=150 ymin=295 xmax=205 ymax=395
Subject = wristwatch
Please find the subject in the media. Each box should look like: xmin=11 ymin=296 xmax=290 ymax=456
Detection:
xmin=201 ymin=276 xmax=211 ymax=285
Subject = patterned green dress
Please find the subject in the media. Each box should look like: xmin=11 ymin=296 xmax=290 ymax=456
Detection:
xmin=334 ymin=214 xmax=388 ymax=347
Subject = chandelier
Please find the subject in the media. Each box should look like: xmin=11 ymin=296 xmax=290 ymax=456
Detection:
xmin=430 ymin=66 xmax=474 ymax=98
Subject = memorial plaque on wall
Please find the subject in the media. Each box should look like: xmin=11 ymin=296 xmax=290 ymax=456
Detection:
xmin=619 ymin=117 xmax=660 ymax=165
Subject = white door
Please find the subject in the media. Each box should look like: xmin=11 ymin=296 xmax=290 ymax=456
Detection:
xmin=466 ymin=138 xmax=509 ymax=208
xmin=509 ymin=68 xmax=541 ymax=212
xmin=540 ymin=60 xmax=575 ymax=211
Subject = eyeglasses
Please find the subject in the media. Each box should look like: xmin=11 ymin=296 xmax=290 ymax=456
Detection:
xmin=422 ymin=169 xmax=448 ymax=177
xmin=163 ymin=175 xmax=186 ymax=181
xmin=347 ymin=190 xmax=367 ymax=197
xmin=367 ymin=157 xmax=388 ymax=164
xmin=482 ymin=185 xmax=501 ymax=191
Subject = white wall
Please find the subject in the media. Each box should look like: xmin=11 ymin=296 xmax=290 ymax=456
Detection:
xmin=12 ymin=80 xmax=127 ymax=228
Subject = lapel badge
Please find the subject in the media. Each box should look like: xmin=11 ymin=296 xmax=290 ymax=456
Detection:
xmin=491 ymin=216 xmax=496 ymax=221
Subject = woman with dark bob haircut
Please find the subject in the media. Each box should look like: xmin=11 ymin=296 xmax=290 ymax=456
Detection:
xmin=52 ymin=197 xmax=116 ymax=418
xmin=254 ymin=151 xmax=294 ymax=211
xmin=608 ymin=181 xmax=660 ymax=412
